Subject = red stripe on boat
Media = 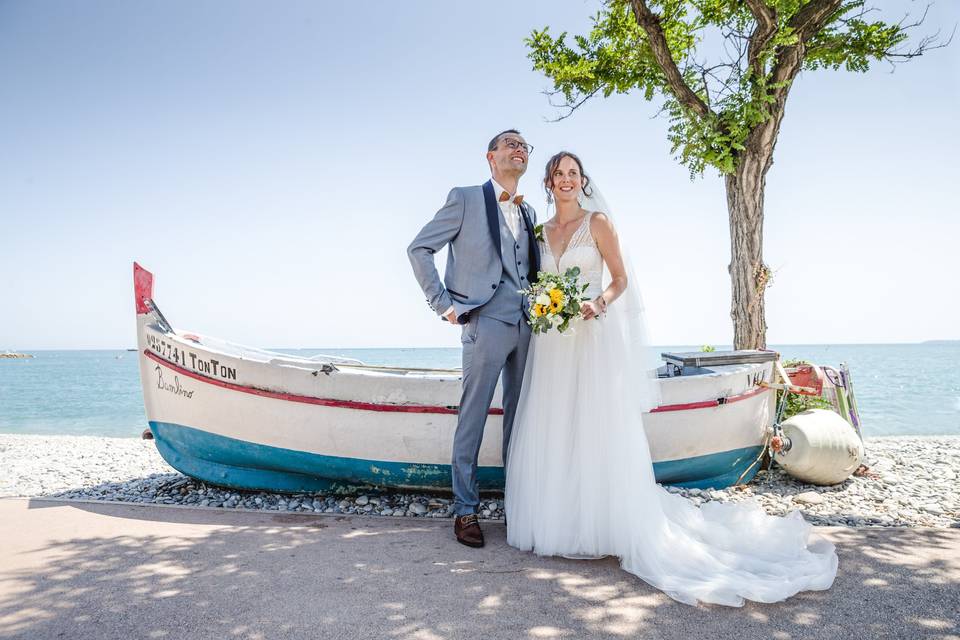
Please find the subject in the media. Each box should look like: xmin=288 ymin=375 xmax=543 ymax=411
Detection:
xmin=145 ymin=350 xmax=771 ymax=415
xmin=649 ymin=385 xmax=770 ymax=413
xmin=144 ymin=350 xmax=504 ymax=415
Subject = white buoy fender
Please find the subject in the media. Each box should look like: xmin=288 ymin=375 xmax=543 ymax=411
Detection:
xmin=775 ymin=409 xmax=864 ymax=485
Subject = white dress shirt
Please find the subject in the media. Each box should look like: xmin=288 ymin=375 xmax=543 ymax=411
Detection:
xmin=491 ymin=177 xmax=521 ymax=240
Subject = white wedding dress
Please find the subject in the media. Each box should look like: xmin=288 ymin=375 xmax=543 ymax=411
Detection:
xmin=505 ymin=212 xmax=837 ymax=607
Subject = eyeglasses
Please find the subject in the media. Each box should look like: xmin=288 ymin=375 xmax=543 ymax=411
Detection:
xmin=499 ymin=138 xmax=533 ymax=155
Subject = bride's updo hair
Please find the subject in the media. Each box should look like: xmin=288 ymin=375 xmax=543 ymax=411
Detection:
xmin=543 ymin=151 xmax=593 ymax=203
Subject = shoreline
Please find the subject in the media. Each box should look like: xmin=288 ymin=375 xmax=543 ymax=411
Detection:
xmin=1 ymin=433 xmax=957 ymax=528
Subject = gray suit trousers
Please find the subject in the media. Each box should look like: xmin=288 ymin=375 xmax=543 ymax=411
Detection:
xmin=453 ymin=314 xmax=531 ymax=517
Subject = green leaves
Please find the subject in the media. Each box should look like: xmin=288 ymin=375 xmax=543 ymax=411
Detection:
xmin=805 ymin=5 xmax=909 ymax=72
xmin=533 ymin=223 xmax=545 ymax=242
xmin=526 ymin=4 xmax=665 ymax=108
xmin=526 ymin=0 xmax=914 ymax=177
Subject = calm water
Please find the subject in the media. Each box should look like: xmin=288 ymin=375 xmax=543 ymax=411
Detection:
xmin=1 ymin=345 xmax=957 ymax=438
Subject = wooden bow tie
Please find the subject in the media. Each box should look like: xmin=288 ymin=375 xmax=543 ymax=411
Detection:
xmin=499 ymin=191 xmax=524 ymax=206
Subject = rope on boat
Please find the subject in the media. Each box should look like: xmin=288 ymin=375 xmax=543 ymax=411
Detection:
xmin=733 ymin=431 xmax=771 ymax=486
xmin=733 ymin=362 xmax=793 ymax=486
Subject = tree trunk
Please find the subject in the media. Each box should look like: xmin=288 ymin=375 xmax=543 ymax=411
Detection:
xmin=726 ymin=46 xmax=798 ymax=350
xmin=726 ymin=150 xmax=772 ymax=350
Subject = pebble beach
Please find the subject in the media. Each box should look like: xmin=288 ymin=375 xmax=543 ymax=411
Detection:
xmin=1 ymin=433 xmax=957 ymax=528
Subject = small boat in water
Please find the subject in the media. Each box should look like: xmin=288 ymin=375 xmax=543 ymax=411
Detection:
xmin=133 ymin=262 xmax=779 ymax=493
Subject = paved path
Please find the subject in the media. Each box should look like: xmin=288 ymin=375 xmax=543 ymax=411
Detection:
xmin=0 ymin=498 xmax=957 ymax=640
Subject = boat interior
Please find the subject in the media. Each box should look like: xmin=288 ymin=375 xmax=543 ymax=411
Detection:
xmin=154 ymin=321 xmax=776 ymax=382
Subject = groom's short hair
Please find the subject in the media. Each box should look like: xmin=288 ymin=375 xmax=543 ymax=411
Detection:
xmin=488 ymin=129 xmax=522 ymax=152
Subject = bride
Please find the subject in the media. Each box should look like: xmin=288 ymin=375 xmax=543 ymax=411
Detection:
xmin=504 ymin=151 xmax=838 ymax=607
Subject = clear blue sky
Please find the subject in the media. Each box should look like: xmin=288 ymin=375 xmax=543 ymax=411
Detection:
xmin=2 ymin=0 xmax=957 ymax=350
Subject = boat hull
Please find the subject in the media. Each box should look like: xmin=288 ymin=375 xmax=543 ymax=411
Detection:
xmin=149 ymin=419 xmax=765 ymax=493
xmin=134 ymin=263 xmax=774 ymax=493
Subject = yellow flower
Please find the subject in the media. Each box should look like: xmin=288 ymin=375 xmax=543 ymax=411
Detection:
xmin=549 ymin=288 xmax=564 ymax=304
xmin=549 ymin=301 xmax=561 ymax=313
xmin=533 ymin=304 xmax=546 ymax=317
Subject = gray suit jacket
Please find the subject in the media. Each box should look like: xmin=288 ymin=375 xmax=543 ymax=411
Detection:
xmin=408 ymin=180 xmax=540 ymax=323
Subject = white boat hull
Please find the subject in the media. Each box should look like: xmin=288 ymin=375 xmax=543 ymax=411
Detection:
xmin=134 ymin=263 xmax=775 ymax=492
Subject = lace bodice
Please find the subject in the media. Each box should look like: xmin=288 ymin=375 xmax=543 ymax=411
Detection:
xmin=540 ymin=212 xmax=603 ymax=298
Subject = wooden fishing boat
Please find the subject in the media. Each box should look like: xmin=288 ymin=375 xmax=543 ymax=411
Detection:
xmin=134 ymin=263 xmax=778 ymax=493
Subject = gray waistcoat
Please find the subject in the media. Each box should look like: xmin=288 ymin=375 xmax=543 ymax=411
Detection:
xmin=475 ymin=210 xmax=532 ymax=324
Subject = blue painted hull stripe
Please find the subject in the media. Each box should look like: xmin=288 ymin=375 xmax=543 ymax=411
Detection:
xmin=149 ymin=421 xmax=762 ymax=493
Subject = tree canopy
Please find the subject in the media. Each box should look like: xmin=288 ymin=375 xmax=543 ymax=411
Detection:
xmin=527 ymin=0 xmax=949 ymax=177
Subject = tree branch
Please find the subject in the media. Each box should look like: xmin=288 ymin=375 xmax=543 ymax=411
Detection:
xmin=744 ymin=0 xmax=778 ymax=77
xmin=629 ymin=0 xmax=715 ymax=119
xmin=740 ymin=0 xmax=843 ymax=169
xmin=887 ymin=4 xmax=956 ymax=64
xmin=688 ymin=60 xmax=742 ymax=104
xmin=883 ymin=23 xmax=955 ymax=70
xmin=788 ymin=0 xmax=845 ymax=41
xmin=769 ymin=0 xmax=844 ymax=104
xmin=542 ymin=86 xmax=603 ymax=122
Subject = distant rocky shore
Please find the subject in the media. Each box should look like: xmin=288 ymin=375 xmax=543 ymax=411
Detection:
xmin=0 ymin=352 xmax=33 ymax=359
xmin=1 ymin=433 xmax=957 ymax=528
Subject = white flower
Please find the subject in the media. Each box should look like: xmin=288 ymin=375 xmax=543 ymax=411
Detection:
xmin=536 ymin=293 xmax=551 ymax=307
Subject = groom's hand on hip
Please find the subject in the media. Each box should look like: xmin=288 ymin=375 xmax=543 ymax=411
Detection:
xmin=443 ymin=308 xmax=459 ymax=325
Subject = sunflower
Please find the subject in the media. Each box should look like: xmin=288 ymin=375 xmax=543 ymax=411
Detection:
xmin=533 ymin=304 xmax=546 ymax=317
xmin=549 ymin=301 xmax=562 ymax=313
xmin=548 ymin=288 xmax=564 ymax=304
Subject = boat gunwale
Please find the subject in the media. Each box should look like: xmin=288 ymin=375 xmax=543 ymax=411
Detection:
xmin=144 ymin=349 xmax=774 ymax=416
xmin=149 ymin=326 xmax=464 ymax=377
xmin=149 ymin=326 xmax=769 ymax=380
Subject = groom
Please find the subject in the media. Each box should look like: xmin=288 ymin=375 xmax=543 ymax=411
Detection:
xmin=407 ymin=129 xmax=540 ymax=548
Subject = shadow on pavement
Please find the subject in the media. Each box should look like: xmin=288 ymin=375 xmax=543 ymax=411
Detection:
xmin=0 ymin=500 xmax=957 ymax=640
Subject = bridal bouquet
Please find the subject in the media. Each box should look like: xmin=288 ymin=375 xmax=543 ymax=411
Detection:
xmin=520 ymin=267 xmax=591 ymax=335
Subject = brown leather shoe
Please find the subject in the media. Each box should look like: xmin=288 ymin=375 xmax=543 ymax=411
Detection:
xmin=454 ymin=514 xmax=484 ymax=548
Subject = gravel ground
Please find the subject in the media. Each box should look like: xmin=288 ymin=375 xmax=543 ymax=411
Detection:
xmin=1 ymin=433 xmax=957 ymax=527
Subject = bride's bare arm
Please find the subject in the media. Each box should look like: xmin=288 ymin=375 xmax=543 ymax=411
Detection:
xmin=581 ymin=212 xmax=627 ymax=320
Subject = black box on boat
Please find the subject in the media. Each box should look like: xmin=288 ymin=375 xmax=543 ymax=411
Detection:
xmin=661 ymin=350 xmax=779 ymax=370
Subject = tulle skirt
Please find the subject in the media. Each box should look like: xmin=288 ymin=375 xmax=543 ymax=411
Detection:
xmin=504 ymin=317 xmax=838 ymax=607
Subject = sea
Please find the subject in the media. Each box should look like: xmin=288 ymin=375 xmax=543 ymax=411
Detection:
xmin=0 ymin=344 xmax=957 ymax=439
